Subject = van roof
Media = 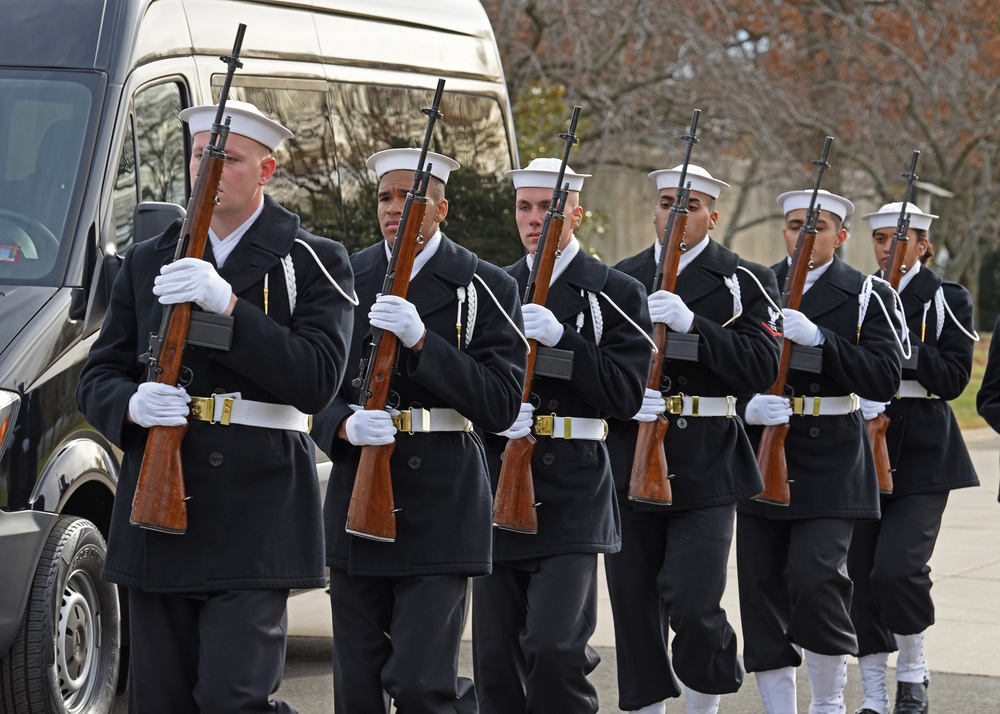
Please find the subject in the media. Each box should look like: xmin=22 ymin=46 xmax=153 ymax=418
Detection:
xmin=1 ymin=0 xmax=501 ymax=78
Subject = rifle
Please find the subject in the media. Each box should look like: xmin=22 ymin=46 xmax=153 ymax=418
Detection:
xmin=866 ymin=149 xmax=921 ymax=495
xmin=492 ymin=106 xmax=582 ymax=533
xmin=628 ymin=108 xmax=701 ymax=506
xmin=130 ymin=24 xmax=247 ymax=534
xmin=753 ymin=136 xmax=834 ymax=506
xmin=346 ymin=79 xmax=447 ymax=542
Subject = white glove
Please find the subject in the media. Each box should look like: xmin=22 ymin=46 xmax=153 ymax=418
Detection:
xmin=521 ymin=304 xmax=564 ymax=347
xmin=154 ymin=257 xmax=233 ymax=314
xmin=745 ymin=394 xmax=792 ymax=426
xmin=632 ymin=388 xmax=666 ymax=422
xmin=859 ymin=398 xmax=889 ymax=421
xmin=128 ymin=382 xmax=191 ymax=428
xmin=369 ymin=294 xmax=426 ymax=348
xmin=648 ymin=290 xmax=695 ymax=333
xmin=781 ymin=308 xmax=824 ymax=347
xmin=344 ymin=407 xmax=397 ymax=446
xmin=496 ymin=403 xmax=534 ymax=440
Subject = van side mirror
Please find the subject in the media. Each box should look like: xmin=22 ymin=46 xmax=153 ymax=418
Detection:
xmin=134 ymin=201 xmax=185 ymax=243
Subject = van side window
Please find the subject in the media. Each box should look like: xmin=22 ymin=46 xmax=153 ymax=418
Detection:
xmin=224 ymin=83 xmax=518 ymax=266
xmin=112 ymin=82 xmax=184 ymax=252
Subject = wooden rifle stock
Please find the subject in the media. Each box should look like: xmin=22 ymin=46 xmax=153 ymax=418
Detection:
xmin=346 ymin=198 xmax=428 ymax=542
xmin=628 ymin=108 xmax=700 ymax=506
xmin=346 ymin=78 xmax=445 ymax=542
xmin=493 ymin=106 xmax=581 ymax=534
xmin=130 ymin=26 xmax=246 ymax=533
xmin=865 ymin=150 xmax=920 ymax=495
xmin=492 ymin=212 xmax=566 ymax=533
xmin=753 ymin=136 xmax=833 ymax=506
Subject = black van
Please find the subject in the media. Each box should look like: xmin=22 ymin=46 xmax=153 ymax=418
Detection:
xmin=0 ymin=0 xmax=517 ymax=710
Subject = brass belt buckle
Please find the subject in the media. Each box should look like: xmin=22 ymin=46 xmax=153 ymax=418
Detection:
xmin=791 ymin=396 xmax=805 ymax=417
xmin=665 ymin=395 xmax=684 ymax=416
xmin=534 ymin=413 xmax=555 ymax=437
xmin=189 ymin=395 xmax=214 ymax=423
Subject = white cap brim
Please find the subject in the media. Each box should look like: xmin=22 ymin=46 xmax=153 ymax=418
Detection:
xmin=777 ymin=189 xmax=855 ymax=222
xmin=505 ymin=157 xmax=590 ymax=192
xmin=860 ymin=202 xmax=937 ymax=232
xmin=179 ymin=100 xmax=292 ymax=151
xmin=648 ymin=164 xmax=729 ymax=199
xmin=366 ymin=148 xmax=460 ymax=184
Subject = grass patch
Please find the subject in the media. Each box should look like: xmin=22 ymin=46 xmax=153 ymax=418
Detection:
xmin=951 ymin=330 xmax=991 ymax=430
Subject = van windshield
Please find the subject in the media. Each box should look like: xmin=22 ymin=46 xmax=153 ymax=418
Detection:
xmin=0 ymin=70 xmax=98 ymax=284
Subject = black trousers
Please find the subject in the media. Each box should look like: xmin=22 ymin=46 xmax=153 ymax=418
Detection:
xmin=127 ymin=588 xmax=294 ymax=714
xmin=848 ymin=491 xmax=949 ymax=655
xmin=604 ymin=503 xmax=743 ymax=710
xmin=328 ymin=569 xmax=476 ymax=714
xmin=736 ymin=514 xmax=858 ymax=672
xmin=472 ymin=552 xmax=601 ymax=714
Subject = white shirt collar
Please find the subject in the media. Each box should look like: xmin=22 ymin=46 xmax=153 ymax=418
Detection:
xmin=652 ymin=235 xmax=711 ymax=275
xmin=209 ymin=198 xmax=265 ymax=268
xmin=786 ymin=255 xmax=835 ymax=292
xmin=526 ymin=235 xmax=580 ymax=286
xmin=383 ymin=229 xmax=443 ymax=279
xmin=897 ymin=260 xmax=921 ymax=293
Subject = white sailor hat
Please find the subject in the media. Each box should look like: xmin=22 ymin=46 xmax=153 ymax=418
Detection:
xmin=505 ymin=157 xmax=591 ymax=192
xmin=179 ymin=100 xmax=292 ymax=151
xmin=366 ymin=148 xmax=460 ymax=185
xmin=777 ymin=189 xmax=855 ymax=222
xmin=860 ymin=202 xmax=937 ymax=232
xmin=648 ymin=164 xmax=730 ymax=198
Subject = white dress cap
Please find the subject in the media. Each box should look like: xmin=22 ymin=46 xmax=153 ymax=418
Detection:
xmin=366 ymin=148 xmax=460 ymax=185
xmin=648 ymin=164 xmax=730 ymax=198
xmin=777 ymin=189 xmax=855 ymax=222
xmin=860 ymin=202 xmax=937 ymax=232
xmin=179 ymin=100 xmax=293 ymax=151
xmin=505 ymin=157 xmax=591 ymax=192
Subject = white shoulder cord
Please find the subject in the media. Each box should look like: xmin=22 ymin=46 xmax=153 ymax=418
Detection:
xmin=863 ymin=275 xmax=911 ymax=360
xmin=934 ymin=286 xmax=980 ymax=342
xmin=598 ymin=290 xmax=659 ymax=353
xmin=472 ymin=273 xmax=530 ymax=351
xmin=454 ymin=282 xmax=479 ymax=349
xmin=281 ymin=254 xmax=297 ymax=313
xmin=587 ymin=291 xmax=604 ymax=345
xmin=291 ymin=238 xmax=360 ymax=309
xmin=722 ymin=266 xmax=783 ymax=328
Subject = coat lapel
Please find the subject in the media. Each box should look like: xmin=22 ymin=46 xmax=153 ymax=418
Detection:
xmin=218 ymin=197 xmax=298 ymax=296
xmin=677 ymin=239 xmax=739 ymax=306
xmin=408 ymin=234 xmax=477 ymax=318
xmin=799 ymin=257 xmax=858 ymax=321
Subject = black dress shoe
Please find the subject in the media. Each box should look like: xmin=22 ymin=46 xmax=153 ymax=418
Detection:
xmin=855 ymin=709 xmax=881 ymax=714
xmin=893 ymin=680 xmax=929 ymax=714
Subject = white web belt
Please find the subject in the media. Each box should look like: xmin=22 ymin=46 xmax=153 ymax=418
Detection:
xmin=897 ymin=380 xmax=940 ymax=400
xmin=532 ymin=414 xmax=608 ymax=441
xmin=188 ymin=393 xmax=311 ymax=433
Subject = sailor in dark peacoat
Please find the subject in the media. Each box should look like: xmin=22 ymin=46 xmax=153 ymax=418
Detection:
xmin=603 ymin=165 xmax=782 ymax=713
xmin=77 ymin=102 xmax=355 ymax=714
xmin=847 ymin=202 xmax=980 ymax=713
xmin=737 ymin=190 xmax=902 ymax=714
xmin=310 ymin=149 xmax=525 ymax=714
xmin=472 ymin=159 xmax=651 ymax=714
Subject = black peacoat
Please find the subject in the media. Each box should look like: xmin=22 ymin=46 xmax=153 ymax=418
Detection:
xmin=77 ymin=196 xmax=355 ymax=592
xmin=313 ymin=234 xmax=525 ymax=578
xmin=609 ymin=239 xmax=781 ymax=510
xmin=740 ymin=256 xmax=902 ymax=521
xmin=485 ymin=250 xmax=652 ymax=560
xmin=884 ymin=267 xmax=978 ymax=495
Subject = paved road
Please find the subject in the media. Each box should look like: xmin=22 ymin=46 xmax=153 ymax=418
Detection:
xmin=117 ymin=429 xmax=1000 ymax=711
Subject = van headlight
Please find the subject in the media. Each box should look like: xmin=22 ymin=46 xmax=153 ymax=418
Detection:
xmin=0 ymin=390 xmax=20 ymax=457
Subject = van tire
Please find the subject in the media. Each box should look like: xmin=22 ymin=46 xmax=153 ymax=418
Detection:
xmin=0 ymin=516 xmax=120 ymax=714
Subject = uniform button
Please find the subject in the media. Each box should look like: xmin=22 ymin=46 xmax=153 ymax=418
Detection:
xmin=677 ymin=376 xmax=688 ymax=386
xmin=407 ymin=457 xmax=421 ymax=469
xmin=808 ymin=426 xmax=820 ymax=438
xmin=809 ymin=383 xmax=821 ymax=394
xmin=676 ymin=417 xmax=688 ymax=429
xmin=542 ymin=453 xmax=555 ymax=465
xmin=547 ymin=399 xmax=559 ymax=411
xmin=208 ymin=452 xmax=224 ymax=467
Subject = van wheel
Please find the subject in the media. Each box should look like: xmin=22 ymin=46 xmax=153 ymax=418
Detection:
xmin=0 ymin=516 xmax=120 ymax=714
